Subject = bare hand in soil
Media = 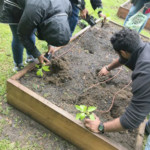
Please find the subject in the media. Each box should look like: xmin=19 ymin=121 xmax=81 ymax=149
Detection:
xmin=38 ymin=54 xmax=50 ymax=64
xmin=84 ymin=114 xmax=100 ymax=133
xmin=99 ymin=13 xmax=106 ymax=27
xmin=48 ymin=45 xmax=56 ymax=55
xmin=80 ymin=8 xmax=88 ymax=19
xmin=98 ymin=66 xmax=110 ymax=76
xmin=99 ymin=13 xmax=106 ymax=21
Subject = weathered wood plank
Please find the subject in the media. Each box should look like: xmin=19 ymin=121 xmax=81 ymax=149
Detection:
xmin=7 ymin=79 xmax=127 ymax=150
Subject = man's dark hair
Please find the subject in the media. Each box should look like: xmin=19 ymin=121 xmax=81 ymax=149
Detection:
xmin=110 ymin=28 xmax=142 ymax=53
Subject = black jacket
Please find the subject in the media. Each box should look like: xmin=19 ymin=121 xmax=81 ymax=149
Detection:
xmin=70 ymin=0 xmax=102 ymax=10
xmin=0 ymin=0 xmax=72 ymax=58
xmin=119 ymin=41 xmax=150 ymax=129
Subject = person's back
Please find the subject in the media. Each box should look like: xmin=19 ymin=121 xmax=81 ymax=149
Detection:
xmin=0 ymin=0 xmax=72 ymax=70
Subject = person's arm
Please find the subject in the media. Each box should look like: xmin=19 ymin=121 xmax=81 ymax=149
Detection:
xmin=90 ymin=0 xmax=102 ymax=10
xmin=84 ymin=115 xmax=124 ymax=133
xmin=99 ymin=58 xmax=122 ymax=76
xmin=85 ymin=62 xmax=150 ymax=133
xmin=17 ymin=5 xmax=49 ymax=63
xmin=70 ymin=0 xmax=85 ymax=10
xmin=70 ymin=0 xmax=87 ymax=19
xmin=17 ymin=6 xmax=41 ymax=58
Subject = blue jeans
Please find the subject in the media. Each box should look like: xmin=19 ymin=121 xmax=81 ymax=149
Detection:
xmin=68 ymin=2 xmax=80 ymax=35
xmin=124 ymin=0 xmax=150 ymax=33
xmin=9 ymin=25 xmax=35 ymax=65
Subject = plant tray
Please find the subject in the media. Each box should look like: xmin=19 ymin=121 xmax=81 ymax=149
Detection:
xmin=117 ymin=0 xmax=150 ymax=30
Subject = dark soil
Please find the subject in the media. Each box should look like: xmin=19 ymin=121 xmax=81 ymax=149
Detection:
xmin=19 ymin=22 xmax=148 ymax=150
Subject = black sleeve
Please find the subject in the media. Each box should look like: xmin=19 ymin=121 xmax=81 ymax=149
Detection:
xmin=70 ymin=0 xmax=85 ymax=10
xmin=120 ymin=62 xmax=150 ymax=129
xmin=90 ymin=0 xmax=102 ymax=10
xmin=17 ymin=5 xmax=43 ymax=58
xmin=119 ymin=56 xmax=128 ymax=65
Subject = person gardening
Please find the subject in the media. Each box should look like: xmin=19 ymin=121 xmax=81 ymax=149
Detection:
xmin=84 ymin=28 xmax=150 ymax=148
xmin=0 ymin=0 xmax=72 ymax=71
xmin=69 ymin=0 xmax=106 ymax=34
xmin=47 ymin=0 xmax=106 ymax=56
xmin=124 ymin=0 xmax=150 ymax=33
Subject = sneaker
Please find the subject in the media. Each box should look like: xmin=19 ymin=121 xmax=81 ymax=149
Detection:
xmin=13 ymin=64 xmax=24 ymax=72
xmin=25 ymin=55 xmax=35 ymax=64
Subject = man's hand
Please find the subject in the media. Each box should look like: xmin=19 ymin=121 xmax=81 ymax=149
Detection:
xmin=48 ymin=45 xmax=56 ymax=55
xmin=84 ymin=114 xmax=100 ymax=133
xmin=99 ymin=13 xmax=106 ymax=21
xmin=98 ymin=66 xmax=110 ymax=76
xmin=80 ymin=8 xmax=88 ymax=19
xmin=38 ymin=54 xmax=50 ymax=64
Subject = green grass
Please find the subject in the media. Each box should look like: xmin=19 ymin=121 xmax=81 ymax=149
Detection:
xmin=0 ymin=0 xmax=150 ymax=148
xmin=0 ymin=139 xmax=41 ymax=150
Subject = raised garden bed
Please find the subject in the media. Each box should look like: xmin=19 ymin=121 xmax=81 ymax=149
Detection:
xmin=7 ymin=21 xmax=149 ymax=150
xmin=117 ymin=0 xmax=150 ymax=30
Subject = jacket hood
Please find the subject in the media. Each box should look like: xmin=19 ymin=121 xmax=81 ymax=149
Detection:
xmin=37 ymin=13 xmax=71 ymax=46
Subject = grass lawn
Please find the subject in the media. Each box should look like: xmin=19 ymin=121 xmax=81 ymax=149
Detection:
xmin=0 ymin=0 xmax=149 ymax=149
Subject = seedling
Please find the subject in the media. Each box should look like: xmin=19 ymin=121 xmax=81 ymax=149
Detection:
xmin=35 ymin=64 xmax=50 ymax=77
xmin=75 ymin=105 xmax=97 ymax=120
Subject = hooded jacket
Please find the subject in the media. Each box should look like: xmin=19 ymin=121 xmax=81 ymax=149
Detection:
xmin=70 ymin=0 xmax=102 ymax=10
xmin=0 ymin=0 xmax=72 ymax=58
xmin=119 ymin=39 xmax=150 ymax=129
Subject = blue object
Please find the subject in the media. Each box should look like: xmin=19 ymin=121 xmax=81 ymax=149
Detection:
xmin=68 ymin=2 xmax=80 ymax=35
xmin=9 ymin=25 xmax=35 ymax=65
xmin=124 ymin=0 xmax=150 ymax=33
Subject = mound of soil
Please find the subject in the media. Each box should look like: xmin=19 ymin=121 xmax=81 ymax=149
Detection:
xmin=20 ymin=22 xmax=148 ymax=150
xmin=44 ymin=57 xmax=72 ymax=86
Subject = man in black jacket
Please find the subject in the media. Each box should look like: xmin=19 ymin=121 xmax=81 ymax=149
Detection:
xmin=0 ymin=0 xmax=72 ymax=71
xmin=69 ymin=0 xmax=104 ymax=34
xmin=48 ymin=0 xmax=105 ymax=56
xmin=84 ymin=28 xmax=150 ymax=142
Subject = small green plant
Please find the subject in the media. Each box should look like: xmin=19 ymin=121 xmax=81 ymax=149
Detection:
xmin=35 ymin=64 xmax=50 ymax=77
xmin=75 ymin=105 xmax=97 ymax=120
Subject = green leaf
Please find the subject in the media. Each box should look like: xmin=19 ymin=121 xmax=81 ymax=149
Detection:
xmin=89 ymin=114 xmax=95 ymax=120
xmin=76 ymin=113 xmax=82 ymax=120
xmin=75 ymin=105 xmax=82 ymax=112
xmin=87 ymin=106 xmax=97 ymax=113
xmin=80 ymin=113 xmax=86 ymax=120
xmin=36 ymin=69 xmax=43 ymax=77
xmin=35 ymin=64 xmax=40 ymax=68
xmin=80 ymin=105 xmax=87 ymax=113
xmin=42 ymin=66 xmax=50 ymax=72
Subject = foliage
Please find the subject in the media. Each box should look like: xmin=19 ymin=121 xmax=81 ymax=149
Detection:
xmin=75 ymin=105 xmax=97 ymax=120
xmin=35 ymin=64 xmax=50 ymax=77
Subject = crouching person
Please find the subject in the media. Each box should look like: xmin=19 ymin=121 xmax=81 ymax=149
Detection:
xmin=84 ymin=28 xmax=150 ymax=147
xmin=0 ymin=0 xmax=72 ymax=71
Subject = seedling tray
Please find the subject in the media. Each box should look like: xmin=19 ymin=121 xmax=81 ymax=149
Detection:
xmin=117 ymin=0 xmax=150 ymax=30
